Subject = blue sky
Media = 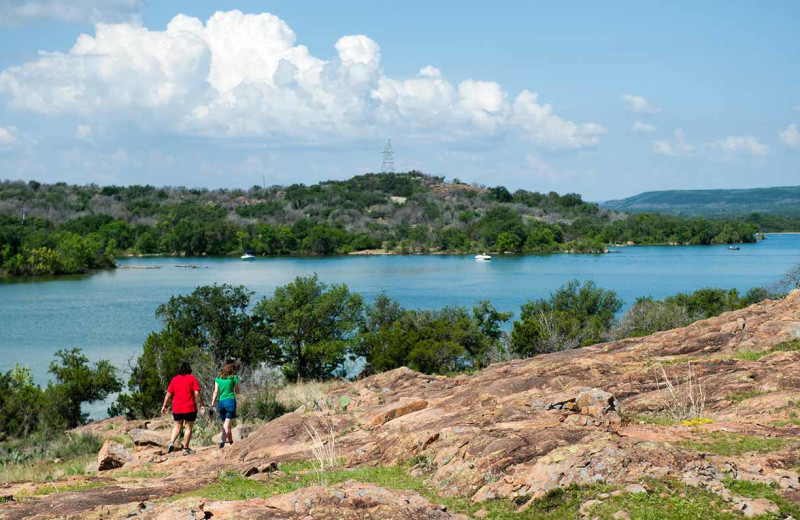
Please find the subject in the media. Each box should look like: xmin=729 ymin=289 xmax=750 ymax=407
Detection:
xmin=0 ymin=1 xmax=798 ymax=200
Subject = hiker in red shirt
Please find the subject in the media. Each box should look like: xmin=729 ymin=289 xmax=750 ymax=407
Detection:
xmin=160 ymin=362 xmax=206 ymax=455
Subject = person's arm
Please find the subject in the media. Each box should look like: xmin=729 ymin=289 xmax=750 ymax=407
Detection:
xmin=234 ymin=375 xmax=240 ymax=395
xmin=195 ymin=390 xmax=206 ymax=414
xmin=210 ymin=382 xmax=219 ymax=408
xmin=160 ymin=391 xmax=173 ymax=415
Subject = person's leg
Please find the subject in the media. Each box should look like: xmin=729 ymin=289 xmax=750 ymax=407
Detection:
xmin=223 ymin=418 xmax=233 ymax=443
xmin=170 ymin=420 xmax=183 ymax=443
xmin=168 ymin=419 xmax=183 ymax=453
xmin=218 ymin=410 xmax=227 ymax=448
xmin=183 ymin=421 xmax=194 ymax=448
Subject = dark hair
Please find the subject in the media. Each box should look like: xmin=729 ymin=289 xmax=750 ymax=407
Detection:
xmin=219 ymin=359 xmax=237 ymax=379
xmin=177 ymin=362 xmax=192 ymax=376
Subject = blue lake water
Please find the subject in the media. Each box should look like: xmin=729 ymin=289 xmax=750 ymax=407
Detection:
xmin=1 ymin=234 xmax=799 ymax=393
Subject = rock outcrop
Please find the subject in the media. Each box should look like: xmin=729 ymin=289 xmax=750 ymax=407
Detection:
xmin=97 ymin=441 xmax=131 ymax=471
xmin=3 ymin=290 xmax=800 ymax=519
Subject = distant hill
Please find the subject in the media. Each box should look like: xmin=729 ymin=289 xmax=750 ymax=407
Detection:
xmin=601 ymin=186 xmax=800 ymax=217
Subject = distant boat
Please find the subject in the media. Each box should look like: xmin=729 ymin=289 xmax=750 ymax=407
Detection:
xmin=241 ymin=252 xmax=256 ymax=260
xmin=475 ymin=253 xmax=492 ymax=261
xmin=728 ymin=245 xmax=740 ymax=251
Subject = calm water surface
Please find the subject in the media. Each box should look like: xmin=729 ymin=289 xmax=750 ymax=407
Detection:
xmin=1 ymin=234 xmax=799 ymax=390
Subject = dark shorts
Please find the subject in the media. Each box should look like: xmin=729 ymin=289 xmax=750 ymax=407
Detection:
xmin=172 ymin=411 xmax=197 ymax=422
xmin=218 ymin=399 xmax=237 ymax=420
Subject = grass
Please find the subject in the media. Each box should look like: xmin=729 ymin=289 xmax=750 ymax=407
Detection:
xmin=0 ymin=433 xmax=103 ymax=483
xmin=276 ymin=380 xmax=338 ymax=411
xmin=726 ymin=390 xmax=769 ymax=403
xmin=680 ymin=432 xmax=794 ymax=456
xmin=181 ymin=461 xmax=755 ymax=519
xmin=725 ymin=479 xmax=800 ymax=519
xmin=31 ymin=480 xmax=111 ymax=496
xmin=733 ymin=339 xmax=800 ymax=361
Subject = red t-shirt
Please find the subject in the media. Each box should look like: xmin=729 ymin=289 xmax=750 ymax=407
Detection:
xmin=167 ymin=374 xmax=201 ymax=414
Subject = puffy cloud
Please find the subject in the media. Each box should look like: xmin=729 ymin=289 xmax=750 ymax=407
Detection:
xmin=632 ymin=121 xmax=655 ymax=133
xmin=0 ymin=0 xmax=142 ymax=24
xmin=779 ymin=124 xmax=800 ymax=148
xmin=713 ymin=135 xmax=770 ymax=156
xmin=0 ymin=10 xmax=604 ymax=149
xmin=0 ymin=126 xmax=18 ymax=152
xmin=512 ymin=90 xmax=606 ymax=149
xmin=653 ymin=129 xmax=693 ymax=157
xmin=76 ymin=124 xmax=93 ymax=141
xmin=621 ymin=94 xmax=660 ymax=114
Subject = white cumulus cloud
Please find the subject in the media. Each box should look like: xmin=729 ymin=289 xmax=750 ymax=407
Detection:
xmin=0 ymin=0 xmax=142 ymax=24
xmin=653 ymin=129 xmax=693 ymax=157
xmin=0 ymin=126 xmax=18 ymax=152
xmin=621 ymin=94 xmax=660 ymax=114
xmin=0 ymin=10 xmax=605 ymax=149
xmin=713 ymin=135 xmax=770 ymax=156
xmin=779 ymin=124 xmax=800 ymax=148
xmin=632 ymin=121 xmax=655 ymax=133
xmin=76 ymin=124 xmax=93 ymax=141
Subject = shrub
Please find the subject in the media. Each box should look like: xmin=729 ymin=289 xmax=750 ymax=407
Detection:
xmin=511 ymin=280 xmax=622 ymax=357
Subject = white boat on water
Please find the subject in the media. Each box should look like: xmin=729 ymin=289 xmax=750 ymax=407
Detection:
xmin=241 ymin=253 xmax=256 ymax=261
xmin=475 ymin=253 xmax=492 ymax=261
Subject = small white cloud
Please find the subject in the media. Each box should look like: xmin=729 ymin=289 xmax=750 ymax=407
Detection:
xmin=0 ymin=0 xmax=143 ymax=24
xmin=0 ymin=126 xmax=18 ymax=152
xmin=621 ymin=94 xmax=661 ymax=114
xmin=632 ymin=121 xmax=655 ymax=133
xmin=76 ymin=124 xmax=93 ymax=141
xmin=713 ymin=135 xmax=770 ymax=156
xmin=653 ymin=128 xmax=693 ymax=157
xmin=779 ymin=124 xmax=800 ymax=148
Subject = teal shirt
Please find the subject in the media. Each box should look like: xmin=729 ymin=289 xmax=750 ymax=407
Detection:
xmin=215 ymin=375 xmax=238 ymax=402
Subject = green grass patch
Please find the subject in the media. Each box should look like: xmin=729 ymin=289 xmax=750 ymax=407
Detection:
xmin=182 ymin=461 xmax=756 ymax=519
xmin=626 ymin=413 xmax=679 ymax=427
xmin=725 ymin=479 xmax=800 ymax=519
xmin=32 ymin=480 xmax=111 ymax=496
xmin=726 ymin=390 xmax=769 ymax=403
xmin=734 ymin=339 xmax=800 ymax=361
xmin=586 ymin=480 xmax=747 ymax=520
xmin=680 ymin=432 xmax=793 ymax=456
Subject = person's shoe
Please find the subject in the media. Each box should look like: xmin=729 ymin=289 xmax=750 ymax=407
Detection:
xmin=183 ymin=447 xmax=195 ymax=455
xmin=167 ymin=443 xmax=174 ymax=454
xmin=227 ymin=440 xmax=233 ymax=445
xmin=219 ymin=441 xmax=225 ymax=449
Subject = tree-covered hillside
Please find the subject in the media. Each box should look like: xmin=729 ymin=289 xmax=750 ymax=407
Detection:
xmin=0 ymin=172 xmax=760 ymax=278
xmin=602 ymin=185 xmax=800 ymax=217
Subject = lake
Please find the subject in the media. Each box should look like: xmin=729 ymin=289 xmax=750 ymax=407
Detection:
xmin=1 ymin=234 xmax=799 ymax=393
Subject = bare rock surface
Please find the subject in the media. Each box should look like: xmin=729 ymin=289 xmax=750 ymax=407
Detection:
xmin=97 ymin=441 xmax=132 ymax=471
xmin=3 ymin=291 xmax=800 ymax=518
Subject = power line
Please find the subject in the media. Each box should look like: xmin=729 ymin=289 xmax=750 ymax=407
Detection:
xmin=381 ymin=139 xmax=395 ymax=173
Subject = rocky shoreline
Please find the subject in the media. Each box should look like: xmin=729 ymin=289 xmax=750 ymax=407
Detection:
xmin=2 ymin=292 xmax=800 ymax=518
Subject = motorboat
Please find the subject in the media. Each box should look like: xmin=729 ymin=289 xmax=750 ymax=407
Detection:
xmin=241 ymin=252 xmax=256 ymax=260
xmin=728 ymin=245 xmax=740 ymax=251
xmin=475 ymin=253 xmax=492 ymax=261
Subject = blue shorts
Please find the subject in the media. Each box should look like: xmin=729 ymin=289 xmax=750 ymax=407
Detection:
xmin=218 ymin=399 xmax=237 ymax=420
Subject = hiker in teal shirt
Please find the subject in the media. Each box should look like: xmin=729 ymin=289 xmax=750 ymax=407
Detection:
xmin=210 ymin=359 xmax=239 ymax=449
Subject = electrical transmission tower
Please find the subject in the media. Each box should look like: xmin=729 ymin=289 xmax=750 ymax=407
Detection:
xmin=381 ymin=139 xmax=395 ymax=173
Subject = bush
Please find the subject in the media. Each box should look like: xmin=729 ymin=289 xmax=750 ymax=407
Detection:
xmin=511 ymin=280 xmax=622 ymax=357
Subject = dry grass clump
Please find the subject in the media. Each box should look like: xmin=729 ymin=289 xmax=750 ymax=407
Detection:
xmin=654 ymin=362 xmax=707 ymax=422
xmin=303 ymin=419 xmax=339 ymax=486
xmin=277 ymin=380 xmax=338 ymax=411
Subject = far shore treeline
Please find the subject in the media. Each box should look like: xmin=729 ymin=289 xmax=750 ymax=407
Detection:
xmin=0 ymin=172 xmax=774 ymax=278
xmin=3 ymin=265 xmax=798 ymax=442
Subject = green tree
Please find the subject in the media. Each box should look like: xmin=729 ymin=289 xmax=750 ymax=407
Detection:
xmin=155 ymin=284 xmax=271 ymax=366
xmin=254 ymin=274 xmax=364 ymax=381
xmin=511 ymin=280 xmax=622 ymax=357
xmin=45 ymin=348 xmax=122 ymax=429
